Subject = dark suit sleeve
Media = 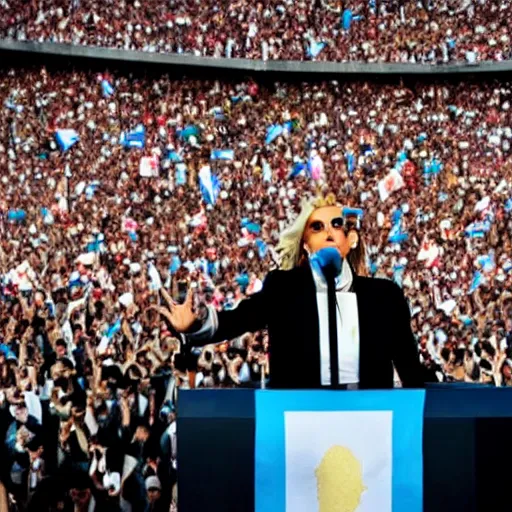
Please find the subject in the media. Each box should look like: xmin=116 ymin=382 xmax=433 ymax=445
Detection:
xmin=186 ymin=271 xmax=275 ymax=347
xmin=210 ymin=271 xmax=275 ymax=344
xmin=390 ymin=282 xmax=426 ymax=388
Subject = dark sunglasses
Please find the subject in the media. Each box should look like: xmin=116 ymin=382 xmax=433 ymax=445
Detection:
xmin=308 ymin=217 xmax=344 ymax=233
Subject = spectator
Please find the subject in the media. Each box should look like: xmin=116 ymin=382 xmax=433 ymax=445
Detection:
xmin=0 ymin=63 xmax=511 ymax=510
xmin=0 ymin=0 xmax=511 ymax=63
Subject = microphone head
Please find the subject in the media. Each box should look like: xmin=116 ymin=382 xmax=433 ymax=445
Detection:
xmin=310 ymin=247 xmax=342 ymax=281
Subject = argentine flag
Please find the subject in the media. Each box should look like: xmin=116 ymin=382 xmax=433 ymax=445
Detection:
xmin=465 ymin=219 xmax=491 ymax=238
xmin=199 ymin=166 xmax=220 ymax=205
xmin=56 ymin=129 xmax=79 ymax=152
xmin=120 ymin=124 xmax=145 ymax=149
xmin=256 ymin=390 xmax=425 ymax=512
xmin=211 ymin=149 xmax=235 ymax=161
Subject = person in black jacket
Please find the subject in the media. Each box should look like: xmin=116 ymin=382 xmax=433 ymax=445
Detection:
xmin=154 ymin=193 xmax=432 ymax=390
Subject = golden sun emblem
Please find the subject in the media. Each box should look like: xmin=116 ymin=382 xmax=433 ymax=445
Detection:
xmin=315 ymin=445 xmax=367 ymax=512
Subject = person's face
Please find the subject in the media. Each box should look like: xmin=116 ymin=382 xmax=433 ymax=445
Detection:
xmin=15 ymin=405 xmax=28 ymax=423
xmin=34 ymin=292 xmax=44 ymax=307
xmin=303 ymin=206 xmax=356 ymax=258
xmin=70 ymin=488 xmax=91 ymax=506
xmin=56 ymin=344 xmax=66 ymax=358
xmin=147 ymin=488 xmax=161 ymax=503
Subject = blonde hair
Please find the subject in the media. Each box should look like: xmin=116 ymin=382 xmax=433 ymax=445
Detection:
xmin=276 ymin=194 xmax=367 ymax=275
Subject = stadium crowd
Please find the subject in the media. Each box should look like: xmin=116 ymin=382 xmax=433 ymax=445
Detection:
xmin=0 ymin=0 xmax=511 ymax=63
xmin=0 ymin=64 xmax=512 ymax=510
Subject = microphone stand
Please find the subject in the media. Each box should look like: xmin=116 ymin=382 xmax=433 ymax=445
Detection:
xmin=325 ymin=271 xmax=339 ymax=389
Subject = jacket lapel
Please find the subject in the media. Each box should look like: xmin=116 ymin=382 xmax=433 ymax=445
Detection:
xmin=352 ymin=276 xmax=371 ymax=389
xmin=295 ymin=266 xmax=321 ymax=385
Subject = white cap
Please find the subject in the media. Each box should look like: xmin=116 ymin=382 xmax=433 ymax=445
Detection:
xmin=76 ymin=253 xmax=95 ymax=266
xmin=145 ymin=476 xmax=161 ymax=491
xmin=119 ymin=292 xmax=134 ymax=308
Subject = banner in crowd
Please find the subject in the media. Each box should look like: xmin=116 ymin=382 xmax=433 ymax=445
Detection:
xmin=255 ymin=390 xmax=425 ymax=512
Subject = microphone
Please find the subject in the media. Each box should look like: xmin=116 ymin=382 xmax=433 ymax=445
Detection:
xmin=310 ymin=246 xmax=341 ymax=388
xmin=310 ymin=247 xmax=342 ymax=282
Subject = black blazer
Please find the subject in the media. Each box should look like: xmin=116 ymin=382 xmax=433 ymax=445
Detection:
xmin=207 ymin=265 xmax=427 ymax=390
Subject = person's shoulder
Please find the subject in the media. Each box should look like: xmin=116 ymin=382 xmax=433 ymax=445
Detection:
xmin=265 ymin=266 xmax=307 ymax=287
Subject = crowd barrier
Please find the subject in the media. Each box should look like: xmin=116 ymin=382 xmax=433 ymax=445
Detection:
xmin=1 ymin=40 xmax=512 ymax=77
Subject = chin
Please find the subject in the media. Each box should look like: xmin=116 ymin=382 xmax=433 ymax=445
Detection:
xmin=319 ymin=244 xmax=341 ymax=252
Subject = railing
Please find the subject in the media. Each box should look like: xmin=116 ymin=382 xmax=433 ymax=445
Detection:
xmin=1 ymin=40 xmax=512 ymax=76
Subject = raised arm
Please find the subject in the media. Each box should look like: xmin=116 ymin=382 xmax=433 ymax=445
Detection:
xmin=153 ymin=272 xmax=275 ymax=347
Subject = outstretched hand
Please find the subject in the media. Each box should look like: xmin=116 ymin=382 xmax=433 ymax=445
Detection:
xmin=151 ymin=288 xmax=197 ymax=333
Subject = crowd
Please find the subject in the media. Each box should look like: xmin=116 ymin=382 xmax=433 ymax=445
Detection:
xmin=1 ymin=63 xmax=512 ymax=510
xmin=1 ymin=0 xmax=512 ymax=63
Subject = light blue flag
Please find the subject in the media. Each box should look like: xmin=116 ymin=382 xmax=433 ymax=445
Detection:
xmin=212 ymin=107 xmax=225 ymax=121
xmin=263 ymin=160 xmax=272 ymax=182
xmin=423 ymin=158 xmax=443 ymax=175
xmin=465 ymin=219 xmax=491 ymax=238
xmin=388 ymin=222 xmax=408 ymax=244
xmin=175 ymin=163 xmax=187 ymax=186
xmin=255 ymin=239 xmax=268 ymax=259
xmin=120 ymin=124 xmax=145 ymax=149
xmin=101 ymin=79 xmax=114 ymax=97
xmin=180 ymin=125 xmax=200 ymax=141
xmin=393 ymin=264 xmax=406 ymax=287
xmin=266 ymin=125 xmax=284 ymax=145
xmin=211 ymin=149 xmax=234 ymax=161
xmin=7 ymin=210 xmax=26 ymax=223
xmin=56 ymin=129 xmax=79 ymax=151
xmin=289 ymin=162 xmax=306 ymax=179
xmin=256 ymin=390 xmax=425 ymax=512
xmin=469 ymin=271 xmax=483 ymax=294
xmin=345 ymin=151 xmax=355 ymax=174
xmin=169 ymin=255 xmax=181 ymax=274
xmin=477 ymin=252 xmax=495 ymax=273
xmin=199 ymin=166 xmax=220 ymax=205
xmin=308 ymin=40 xmax=326 ymax=59
xmin=85 ymin=181 xmax=100 ymax=200
xmin=245 ymin=222 xmax=261 ymax=235
xmin=342 ymin=9 xmax=353 ymax=30
xmin=168 ymin=150 xmax=183 ymax=163
xmin=105 ymin=319 xmax=121 ymax=340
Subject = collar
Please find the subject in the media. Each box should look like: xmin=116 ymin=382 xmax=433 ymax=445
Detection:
xmin=310 ymin=256 xmax=353 ymax=292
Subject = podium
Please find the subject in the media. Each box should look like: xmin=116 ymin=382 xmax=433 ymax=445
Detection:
xmin=177 ymin=386 xmax=512 ymax=512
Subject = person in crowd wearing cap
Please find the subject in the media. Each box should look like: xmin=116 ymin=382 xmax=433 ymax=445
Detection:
xmin=144 ymin=476 xmax=166 ymax=512
xmin=155 ymin=193 xmax=433 ymax=389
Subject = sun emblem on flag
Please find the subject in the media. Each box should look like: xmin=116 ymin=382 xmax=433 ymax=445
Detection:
xmin=315 ymin=445 xmax=367 ymax=512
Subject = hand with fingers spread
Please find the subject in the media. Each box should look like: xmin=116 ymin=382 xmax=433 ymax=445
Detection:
xmin=152 ymin=287 xmax=197 ymax=333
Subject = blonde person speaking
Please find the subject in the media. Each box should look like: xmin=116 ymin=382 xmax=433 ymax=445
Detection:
xmin=154 ymin=193 xmax=428 ymax=390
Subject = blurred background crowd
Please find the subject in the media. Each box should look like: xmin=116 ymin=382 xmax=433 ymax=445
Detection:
xmin=0 ymin=0 xmax=511 ymax=62
xmin=0 ymin=65 xmax=511 ymax=509
xmin=0 ymin=1 xmax=512 ymax=511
